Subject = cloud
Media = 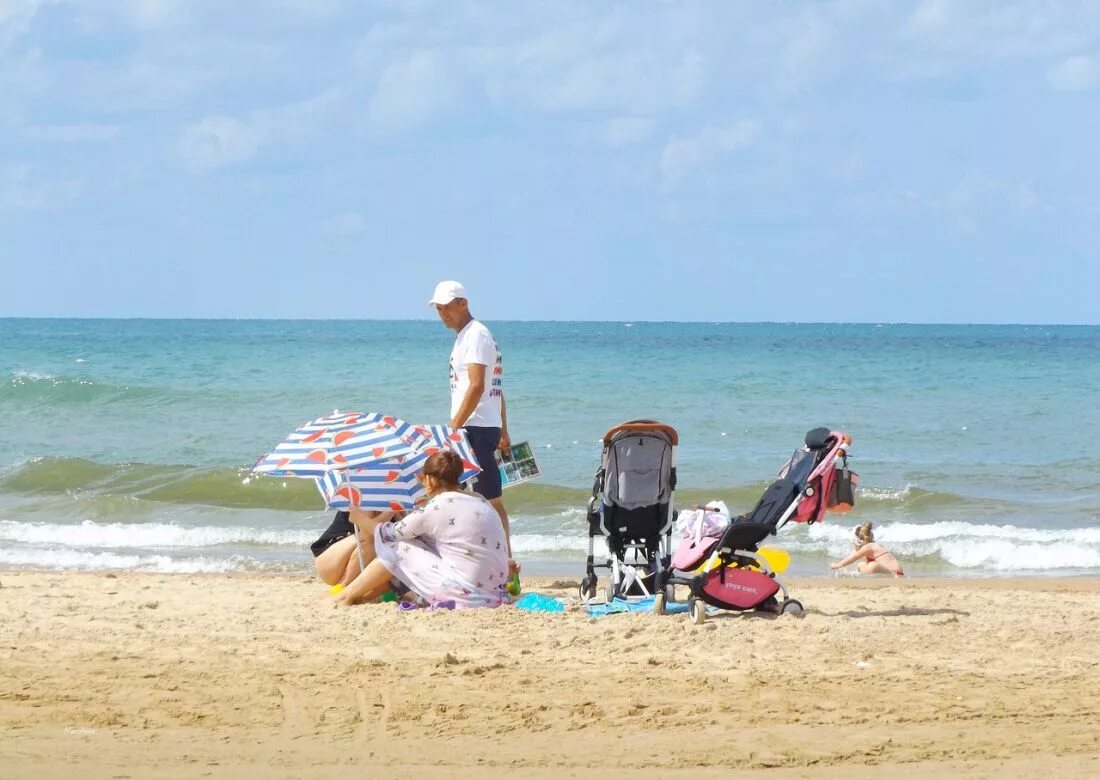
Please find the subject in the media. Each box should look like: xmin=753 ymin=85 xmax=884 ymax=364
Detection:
xmin=1 ymin=163 xmax=83 ymax=209
xmin=659 ymin=120 xmax=759 ymax=183
xmin=0 ymin=0 xmax=44 ymax=44
xmin=936 ymin=169 xmax=1041 ymax=230
xmin=903 ymin=0 xmax=1100 ymax=61
xmin=320 ymin=212 xmax=365 ymax=237
xmin=178 ymin=115 xmax=262 ymax=170
xmin=368 ymin=48 xmax=457 ymax=130
xmin=1048 ymin=55 xmax=1100 ymax=92
xmin=176 ymin=88 xmax=339 ymax=170
xmin=522 ymin=49 xmax=705 ymax=114
xmin=23 ymin=123 xmax=121 ymax=142
xmin=601 ymin=116 xmax=655 ymax=147
xmin=477 ymin=31 xmax=707 ymax=116
xmin=117 ymin=0 xmax=193 ymax=31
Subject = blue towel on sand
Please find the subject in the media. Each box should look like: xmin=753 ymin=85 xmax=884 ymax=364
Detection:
xmin=514 ymin=592 xmax=566 ymax=613
xmin=585 ymin=595 xmax=690 ymax=617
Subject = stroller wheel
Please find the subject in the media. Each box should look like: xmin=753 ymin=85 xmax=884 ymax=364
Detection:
xmin=781 ymin=599 xmax=805 ymax=617
xmin=689 ymin=597 xmax=706 ymax=626
xmin=654 ymin=592 xmax=667 ymax=615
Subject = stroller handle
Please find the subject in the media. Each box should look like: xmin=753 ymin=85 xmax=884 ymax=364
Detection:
xmin=602 ymin=420 xmax=679 ymax=445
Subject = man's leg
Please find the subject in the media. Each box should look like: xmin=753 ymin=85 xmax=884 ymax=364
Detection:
xmin=464 ymin=426 xmax=517 ymax=573
xmin=488 ymin=496 xmax=519 ymax=574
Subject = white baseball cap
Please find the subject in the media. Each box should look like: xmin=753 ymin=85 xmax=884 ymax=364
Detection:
xmin=428 ymin=280 xmax=467 ymax=306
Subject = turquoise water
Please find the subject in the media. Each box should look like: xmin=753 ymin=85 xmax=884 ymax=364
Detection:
xmin=2 ymin=319 xmax=1098 ymax=577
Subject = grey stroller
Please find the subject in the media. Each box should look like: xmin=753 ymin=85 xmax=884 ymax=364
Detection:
xmin=578 ymin=420 xmax=677 ymax=603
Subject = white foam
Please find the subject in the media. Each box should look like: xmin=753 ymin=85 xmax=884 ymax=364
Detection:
xmin=3 ymin=516 xmax=1098 ymax=574
xmin=0 ymin=548 xmax=270 ymax=573
xmin=804 ymin=520 xmax=1100 ymax=546
xmin=510 ymin=533 xmax=602 ymax=555
xmin=0 ymin=520 xmax=315 ymax=549
xmin=857 ymin=484 xmax=913 ymax=501
xmin=791 ymin=521 xmax=1100 ymax=570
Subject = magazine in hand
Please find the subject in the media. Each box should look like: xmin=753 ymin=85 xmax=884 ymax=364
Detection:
xmin=495 ymin=441 xmax=541 ymax=489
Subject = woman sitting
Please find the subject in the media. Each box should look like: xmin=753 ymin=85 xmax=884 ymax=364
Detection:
xmin=334 ymin=449 xmax=509 ymax=608
xmin=311 ymin=509 xmax=395 ymax=588
xmin=830 ymin=521 xmax=904 ymax=576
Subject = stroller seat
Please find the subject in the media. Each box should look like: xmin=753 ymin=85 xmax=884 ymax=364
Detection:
xmin=671 ymin=536 xmax=715 ymax=572
xmin=671 ymin=520 xmax=775 ymax=572
xmin=716 ymin=521 xmax=775 ymax=552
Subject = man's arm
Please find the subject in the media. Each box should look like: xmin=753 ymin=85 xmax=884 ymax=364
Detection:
xmin=450 ymin=362 xmax=486 ymax=429
xmin=499 ymin=393 xmax=510 ymax=452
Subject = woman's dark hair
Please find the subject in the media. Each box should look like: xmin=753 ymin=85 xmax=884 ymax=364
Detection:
xmin=422 ymin=449 xmax=463 ymax=486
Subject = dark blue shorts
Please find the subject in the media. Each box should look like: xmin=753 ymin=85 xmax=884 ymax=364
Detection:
xmin=310 ymin=511 xmax=354 ymax=558
xmin=464 ymin=426 xmax=502 ymax=500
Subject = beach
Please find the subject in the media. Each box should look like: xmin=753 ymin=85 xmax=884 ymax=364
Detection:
xmin=2 ymin=572 xmax=1098 ymax=778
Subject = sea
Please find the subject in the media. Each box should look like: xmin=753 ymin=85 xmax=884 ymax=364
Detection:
xmin=2 ymin=319 xmax=1098 ymax=579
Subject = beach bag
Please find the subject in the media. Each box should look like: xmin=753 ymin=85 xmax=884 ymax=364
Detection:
xmin=675 ymin=502 xmax=731 ymax=543
xmin=828 ymin=467 xmax=859 ymax=513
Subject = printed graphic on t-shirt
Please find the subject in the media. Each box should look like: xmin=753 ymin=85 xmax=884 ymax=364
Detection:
xmin=448 ymin=320 xmax=504 ymax=428
xmin=449 ymin=346 xmax=503 ymax=395
xmin=490 ymin=346 xmax=502 ymax=399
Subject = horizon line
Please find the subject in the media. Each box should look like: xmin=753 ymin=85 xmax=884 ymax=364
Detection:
xmin=2 ymin=316 xmax=1098 ymax=327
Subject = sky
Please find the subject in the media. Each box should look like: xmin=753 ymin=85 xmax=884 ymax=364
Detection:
xmin=1 ymin=0 xmax=1098 ymax=324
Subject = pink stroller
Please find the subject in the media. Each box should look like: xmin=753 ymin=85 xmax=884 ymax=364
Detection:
xmin=656 ymin=427 xmax=856 ymax=624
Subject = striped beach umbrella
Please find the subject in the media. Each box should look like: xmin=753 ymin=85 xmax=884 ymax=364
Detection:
xmin=252 ymin=411 xmax=421 ymax=478
xmin=316 ymin=456 xmax=426 ymax=511
xmin=406 ymin=424 xmax=482 ymax=484
xmin=318 ymin=423 xmax=483 ymax=511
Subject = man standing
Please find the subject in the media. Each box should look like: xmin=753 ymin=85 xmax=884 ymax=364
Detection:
xmin=428 ymin=280 xmax=517 ymax=575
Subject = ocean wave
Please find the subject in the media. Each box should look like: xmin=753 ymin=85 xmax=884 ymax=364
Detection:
xmin=0 ymin=458 xmax=321 ymax=510
xmin=787 ymin=520 xmax=1100 ymax=571
xmin=0 ymin=547 xmax=296 ymax=573
xmin=0 ymin=458 xmax=800 ymax=513
xmin=3 ymin=371 xmax=167 ymax=406
xmin=0 ymin=519 xmax=316 ymax=549
xmin=0 ymin=457 xmax=1084 ymax=523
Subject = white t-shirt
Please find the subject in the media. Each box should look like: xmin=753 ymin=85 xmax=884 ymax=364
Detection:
xmin=449 ymin=319 xmax=503 ymax=428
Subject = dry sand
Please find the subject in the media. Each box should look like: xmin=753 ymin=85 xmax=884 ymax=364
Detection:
xmin=2 ymin=571 xmax=1099 ymax=779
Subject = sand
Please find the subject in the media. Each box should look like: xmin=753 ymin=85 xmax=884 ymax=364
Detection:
xmin=2 ymin=571 xmax=1099 ymax=779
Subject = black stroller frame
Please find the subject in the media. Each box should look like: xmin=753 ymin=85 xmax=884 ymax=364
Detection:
xmin=578 ymin=420 xmax=677 ymax=604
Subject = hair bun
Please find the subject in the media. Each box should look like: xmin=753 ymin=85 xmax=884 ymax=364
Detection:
xmin=422 ymin=449 xmax=463 ymax=486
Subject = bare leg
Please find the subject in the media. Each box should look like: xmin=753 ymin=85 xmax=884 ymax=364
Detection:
xmin=317 ymin=509 xmax=392 ymax=586
xmin=337 ymin=541 xmax=364 ymax=585
xmin=858 ymin=560 xmax=892 ymax=575
xmin=488 ymin=496 xmax=518 ymax=574
xmin=314 ymin=534 xmax=359 ymax=586
xmin=336 ymin=559 xmax=395 ymax=606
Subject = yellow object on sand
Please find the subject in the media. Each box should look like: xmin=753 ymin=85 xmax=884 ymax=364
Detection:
xmin=756 ymin=547 xmax=791 ymax=574
xmin=329 ymin=584 xmax=345 ymax=595
xmin=699 ymin=546 xmax=790 ymax=575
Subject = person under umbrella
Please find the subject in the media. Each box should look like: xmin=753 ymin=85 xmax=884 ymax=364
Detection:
xmin=333 ymin=450 xmax=509 ymax=608
xmin=252 ymin=411 xmax=477 ymax=589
